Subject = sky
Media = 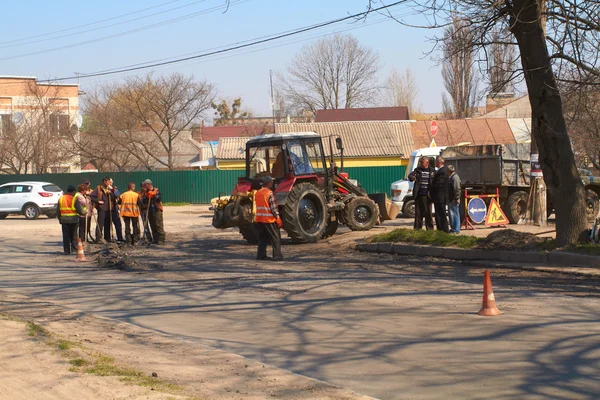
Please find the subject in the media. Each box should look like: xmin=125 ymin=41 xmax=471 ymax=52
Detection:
xmin=1 ymin=0 xmax=447 ymax=118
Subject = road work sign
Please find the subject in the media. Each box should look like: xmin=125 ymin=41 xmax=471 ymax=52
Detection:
xmin=430 ymin=138 xmax=437 ymax=147
xmin=485 ymin=198 xmax=509 ymax=226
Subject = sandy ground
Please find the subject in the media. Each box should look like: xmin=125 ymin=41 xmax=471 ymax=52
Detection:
xmin=0 ymin=206 xmax=598 ymax=400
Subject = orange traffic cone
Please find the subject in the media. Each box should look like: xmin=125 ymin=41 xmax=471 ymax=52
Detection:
xmin=478 ymin=270 xmax=503 ymax=316
xmin=75 ymin=238 xmax=87 ymax=262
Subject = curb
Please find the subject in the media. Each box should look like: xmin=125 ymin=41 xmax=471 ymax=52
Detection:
xmin=356 ymin=242 xmax=600 ymax=276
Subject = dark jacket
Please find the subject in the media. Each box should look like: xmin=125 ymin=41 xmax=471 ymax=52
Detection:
xmin=141 ymin=188 xmax=163 ymax=214
xmin=408 ymin=166 xmax=434 ymax=198
xmin=430 ymin=165 xmax=449 ymax=204
xmin=448 ymin=172 xmax=461 ymax=201
xmin=90 ymin=185 xmax=120 ymax=212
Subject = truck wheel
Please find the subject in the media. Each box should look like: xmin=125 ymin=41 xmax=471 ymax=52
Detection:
xmin=504 ymin=191 xmax=528 ymax=224
xmin=239 ymin=224 xmax=259 ymax=245
xmin=322 ymin=218 xmax=338 ymax=239
xmin=282 ymin=182 xmax=327 ymax=243
xmin=23 ymin=204 xmax=40 ymax=220
xmin=585 ymin=189 xmax=599 ymax=222
xmin=402 ymin=199 xmax=415 ymax=218
xmin=344 ymin=197 xmax=378 ymax=231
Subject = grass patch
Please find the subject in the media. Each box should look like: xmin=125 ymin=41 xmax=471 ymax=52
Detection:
xmin=27 ymin=321 xmax=50 ymax=337
xmin=566 ymin=242 xmax=600 ymax=256
xmin=80 ymin=352 xmax=181 ymax=391
xmin=162 ymin=202 xmax=190 ymax=206
xmin=368 ymin=228 xmax=481 ymax=249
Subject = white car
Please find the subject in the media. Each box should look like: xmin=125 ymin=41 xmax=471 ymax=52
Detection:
xmin=0 ymin=181 xmax=64 ymax=220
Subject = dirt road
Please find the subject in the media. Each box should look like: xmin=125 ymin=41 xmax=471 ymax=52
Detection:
xmin=1 ymin=207 xmax=598 ymax=399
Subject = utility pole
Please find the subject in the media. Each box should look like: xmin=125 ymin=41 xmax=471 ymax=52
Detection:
xmin=270 ymin=70 xmax=276 ymax=125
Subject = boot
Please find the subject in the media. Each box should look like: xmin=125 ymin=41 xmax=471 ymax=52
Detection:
xmin=125 ymin=233 xmax=132 ymax=245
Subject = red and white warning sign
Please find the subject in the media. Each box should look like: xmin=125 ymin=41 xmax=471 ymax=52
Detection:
xmin=485 ymin=198 xmax=509 ymax=226
xmin=430 ymin=120 xmax=438 ymax=137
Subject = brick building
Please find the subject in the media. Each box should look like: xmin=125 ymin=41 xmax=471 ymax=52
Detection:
xmin=0 ymin=76 xmax=81 ymax=173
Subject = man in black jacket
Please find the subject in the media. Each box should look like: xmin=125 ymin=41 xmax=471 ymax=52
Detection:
xmin=408 ymin=156 xmax=434 ymax=230
xmin=430 ymin=156 xmax=450 ymax=233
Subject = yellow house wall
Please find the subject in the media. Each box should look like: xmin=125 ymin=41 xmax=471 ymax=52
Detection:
xmin=217 ymin=157 xmax=407 ymax=170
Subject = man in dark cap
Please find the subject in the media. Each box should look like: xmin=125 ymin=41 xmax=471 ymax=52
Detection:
xmin=140 ymin=179 xmax=165 ymax=244
xmin=254 ymin=176 xmax=283 ymax=261
xmin=56 ymin=185 xmax=86 ymax=255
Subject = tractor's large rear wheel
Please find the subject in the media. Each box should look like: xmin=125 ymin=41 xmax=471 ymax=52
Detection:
xmin=239 ymin=224 xmax=259 ymax=245
xmin=282 ymin=182 xmax=327 ymax=243
xmin=344 ymin=197 xmax=378 ymax=231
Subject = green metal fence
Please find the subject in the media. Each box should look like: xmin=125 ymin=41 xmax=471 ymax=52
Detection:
xmin=0 ymin=166 xmax=406 ymax=203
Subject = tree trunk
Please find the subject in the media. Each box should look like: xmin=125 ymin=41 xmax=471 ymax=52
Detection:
xmin=510 ymin=0 xmax=587 ymax=246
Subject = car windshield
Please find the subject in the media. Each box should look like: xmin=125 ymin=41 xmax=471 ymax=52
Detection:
xmin=42 ymin=184 xmax=62 ymax=192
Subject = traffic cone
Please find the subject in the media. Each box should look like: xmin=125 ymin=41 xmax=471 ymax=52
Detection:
xmin=478 ymin=270 xmax=503 ymax=316
xmin=75 ymin=238 xmax=87 ymax=262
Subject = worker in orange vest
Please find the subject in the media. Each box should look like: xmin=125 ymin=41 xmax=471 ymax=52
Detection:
xmin=254 ymin=176 xmax=284 ymax=261
xmin=56 ymin=185 xmax=86 ymax=255
xmin=119 ymin=182 xmax=142 ymax=245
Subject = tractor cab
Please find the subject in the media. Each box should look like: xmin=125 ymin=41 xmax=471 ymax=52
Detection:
xmin=237 ymin=132 xmax=328 ymax=204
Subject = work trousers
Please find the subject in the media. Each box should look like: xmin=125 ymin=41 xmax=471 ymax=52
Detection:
xmin=97 ymin=209 xmax=123 ymax=242
xmin=448 ymin=201 xmax=461 ymax=233
xmin=148 ymin=211 xmax=165 ymax=244
xmin=78 ymin=216 xmax=91 ymax=243
xmin=414 ymin=195 xmax=434 ymax=230
xmin=123 ymin=216 xmax=140 ymax=244
xmin=434 ymin=202 xmax=450 ymax=233
xmin=61 ymin=223 xmax=79 ymax=254
xmin=140 ymin=210 xmax=153 ymax=242
xmin=256 ymin=222 xmax=283 ymax=260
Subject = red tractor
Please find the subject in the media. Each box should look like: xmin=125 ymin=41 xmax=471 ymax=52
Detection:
xmin=211 ymin=132 xmax=397 ymax=243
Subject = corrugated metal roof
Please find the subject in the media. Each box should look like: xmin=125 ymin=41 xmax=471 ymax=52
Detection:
xmin=276 ymin=121 xmax=413 ymax=158
xmin=315 ymin=106 xmax=410 ymax=122
xmin=507 ymin=118 xmax=531 ymax=143
xmin=217 ymin=137 xmax=250 ymax=160
xmin=410 ymin=119 xmax=519 ymax=149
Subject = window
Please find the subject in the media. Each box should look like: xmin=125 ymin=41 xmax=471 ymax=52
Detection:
xmin=305 ymin=141 xmax=324 ymax=173
xmin=0 ymin=186 xmax=13 ymax=194
xmin=14 ymin=185 xmax=32 ymax=193
xmin=0 ymin=114 xmax=14 ymax=137
xmin=287 ymin=141 xmax=314 ymax=175
xmin=50 ymin=114 xmax=70 ymax=136
xmin=42 ymin=184 xmax=62 ymax=192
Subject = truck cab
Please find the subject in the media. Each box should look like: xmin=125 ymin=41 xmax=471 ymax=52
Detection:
xmin=390 ymin=146 xmax=446 ymax=217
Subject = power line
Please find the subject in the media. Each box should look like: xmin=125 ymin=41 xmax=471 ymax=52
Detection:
xmin=87 ymin=9 xmax=416 ymax=78
xmin=0 ymin=0 xmax=184 ymax=45
xmin=80 ymin=10 xmax=416 ymax=87
xmin=43 ymin=1 xmax=407 ymax=83
xmin=0 ymin=0 xmax=250 ymax=60
xmin=0 ymin=0 xmax=212 ymax=49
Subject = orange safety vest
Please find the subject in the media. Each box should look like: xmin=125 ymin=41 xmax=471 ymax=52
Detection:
xmin=254 ymin=187 xmax=277 ymax=223
xmin=120 ymin=190 xmax=140 ymax=217
xmin=59 ymin=194 xmax=77 ymax=217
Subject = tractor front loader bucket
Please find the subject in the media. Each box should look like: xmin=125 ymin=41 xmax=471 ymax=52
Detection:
xmin=368 ymin=193 xmax=399 ymax=221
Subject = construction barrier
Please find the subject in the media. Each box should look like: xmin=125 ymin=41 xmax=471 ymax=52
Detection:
xmin=462 ymin=188 xmax=509 ymax=230
xmin=0 ymin=166 xmax=406 ymax=204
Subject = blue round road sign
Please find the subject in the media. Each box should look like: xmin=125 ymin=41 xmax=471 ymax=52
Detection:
xmin=468 ymin=198 xmax=487 ymax=224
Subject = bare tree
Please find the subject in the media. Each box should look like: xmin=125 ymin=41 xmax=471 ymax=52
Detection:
xmin=364 ymin=0 xmax=595 ymax=245
xmin=276 ymin=34 xmax=381 ymax=114
xmin=77 ymin=73 xmax=216 ymax=171
xmin=384 ymin=67 xmax=420 ymax=113
xmin=487 ymin=27 xmax=517 ymax=94
xmin=441 ymin=17 xmax=479 ymax=119
xmin=0 ymin=82 xmax=76 ymax=174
